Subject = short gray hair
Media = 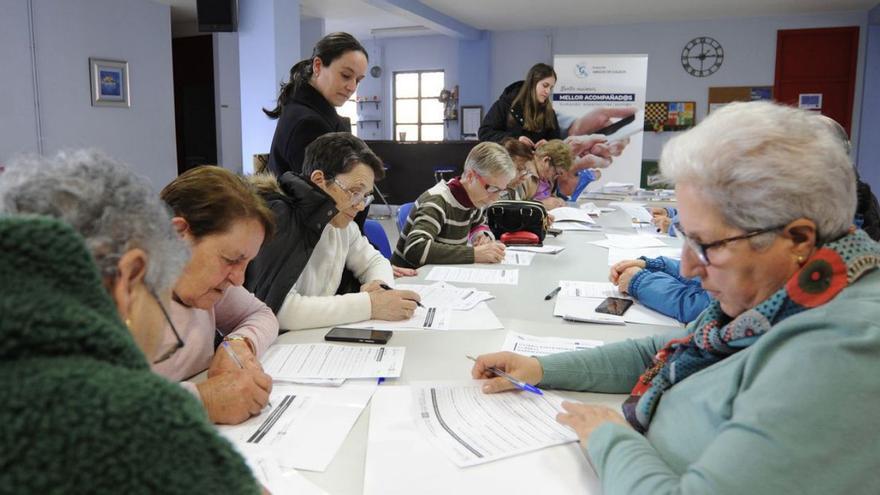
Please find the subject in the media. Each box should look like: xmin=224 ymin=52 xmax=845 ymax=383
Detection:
xmin=0 ymin=149 xmax=188 ymax=291
xmin=464 ymin=141 xmax=516 ymax=181
xmin=660 ymin=101 xmax=856 ymax=244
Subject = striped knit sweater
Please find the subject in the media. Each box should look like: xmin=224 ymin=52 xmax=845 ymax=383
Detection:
xmin=392 ymin=180 xmax=492 ymax=268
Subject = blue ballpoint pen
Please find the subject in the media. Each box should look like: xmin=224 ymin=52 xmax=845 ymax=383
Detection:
xmin=466 ymin=355 xmax=543 ymax=395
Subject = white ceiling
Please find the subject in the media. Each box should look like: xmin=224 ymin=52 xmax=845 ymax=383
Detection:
xmin=156 ymin=0 xmax=876 ymax=37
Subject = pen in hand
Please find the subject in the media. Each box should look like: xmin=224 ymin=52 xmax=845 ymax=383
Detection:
xmin=466 ymin=355 xmax=543 ymax=395
xmin=379 ymin=283 xmax=424 ymax=307
xmin=544 ymin=286 xmax=561 ymax=300
xmin=222 ymin=341 xmax=272 ymax=407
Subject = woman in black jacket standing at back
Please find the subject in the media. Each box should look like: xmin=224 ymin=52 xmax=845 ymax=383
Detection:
xmin=479 ymin=63 xmax=560 ymax=148
xmin=265 ymin=32 xmax=368 ymax=176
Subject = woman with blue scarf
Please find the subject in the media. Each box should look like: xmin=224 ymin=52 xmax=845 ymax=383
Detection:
xmin=471 ymin=102 xmax=880 ymax=494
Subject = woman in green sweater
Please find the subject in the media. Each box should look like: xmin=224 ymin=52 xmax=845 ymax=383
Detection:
xmin=472 ymin=102 xmax=880 ymax=494
xmin=0 ymin=150 xmax=260 ymax=494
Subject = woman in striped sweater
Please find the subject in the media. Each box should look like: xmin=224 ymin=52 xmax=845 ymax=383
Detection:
xmin=392 ymin=142 xmax=516 ymax=268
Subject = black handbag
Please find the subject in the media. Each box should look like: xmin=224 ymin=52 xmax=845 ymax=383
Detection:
xmin=487 ymin=200 xmax=548 ymax=244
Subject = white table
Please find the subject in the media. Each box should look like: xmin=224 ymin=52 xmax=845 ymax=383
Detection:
xmin=276 ymin=204 xmax=682 ymax=494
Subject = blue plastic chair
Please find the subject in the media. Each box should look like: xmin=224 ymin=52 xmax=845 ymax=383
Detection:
xmin=364 ymin=220 xmax=392 ymax=259
xmin=397 ymin=202 xmax=415 ymax=233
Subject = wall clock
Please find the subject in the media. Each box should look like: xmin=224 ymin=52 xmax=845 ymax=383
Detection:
xmin=681 ymin=37 xmax=723 ymax=77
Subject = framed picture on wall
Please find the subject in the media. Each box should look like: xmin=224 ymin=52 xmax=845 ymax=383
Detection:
xmin=89 ymin=58 xmax=130 ymax=107
xmin=460 ymin=105 xmax=483 ymax=140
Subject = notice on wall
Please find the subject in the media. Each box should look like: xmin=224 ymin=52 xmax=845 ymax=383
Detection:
xmin=553 ymin=54 xmax=648 ymax=187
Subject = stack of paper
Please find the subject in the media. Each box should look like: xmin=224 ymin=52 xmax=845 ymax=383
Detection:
xmin=602 ymin=182 xmax=638 ymax=194
xmin=262 ymin=343 xmax=405 ymax=380
xmin=426 ymin=266 xmax=518 ymax=285
xmin=502 ymin=331 xmax=603 ymax=356
xmin=609 ymin=201 xmax=654 ymax=226
xmin=397 ymin=282 xmax=493 ymax=310
xmin=507 ymin=244 xmax=566 ymax=254
xmin=550 ymin=206 xmax=600 ymax=232
xmin=589 ymin=233 xmax=669 ymax=249
xmin=552 ymin=281 xmax=682 ymax=327
xmin=579 ymin=202 xmax=611 ymax=215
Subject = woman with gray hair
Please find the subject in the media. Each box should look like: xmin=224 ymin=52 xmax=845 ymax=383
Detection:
xmin=472 ymin=101 xmax=880 ymax=494
xmin=392 ymin=141 xmax=516 ymax=268
xmin=0 ymin=150 xmax=260 ymax=493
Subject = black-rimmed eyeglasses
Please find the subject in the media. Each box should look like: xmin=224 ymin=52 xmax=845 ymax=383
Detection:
xmin=672 ymin=221 xmax=785 ymax=266
xmin=149 ymin=288 xmax=185 ymax=364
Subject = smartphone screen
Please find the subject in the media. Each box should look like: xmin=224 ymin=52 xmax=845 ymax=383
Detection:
xmin=325 ymin=327 xmax=393 ymax=344
xmin=595 ymin=297 xmax=634 ymax=316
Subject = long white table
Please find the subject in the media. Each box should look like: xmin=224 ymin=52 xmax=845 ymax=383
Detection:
xmin=275 ymin=204 xmax=682 ymax=494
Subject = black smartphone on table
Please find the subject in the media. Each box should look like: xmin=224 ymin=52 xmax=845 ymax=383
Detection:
xmin=595 ymin=297 xmax=634 ymax=316
xmin=325 ymin=327 xmax=393 ymax=344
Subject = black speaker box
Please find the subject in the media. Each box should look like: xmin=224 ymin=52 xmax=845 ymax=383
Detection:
xmin=197 ymin=0 xmax=237 ymax=32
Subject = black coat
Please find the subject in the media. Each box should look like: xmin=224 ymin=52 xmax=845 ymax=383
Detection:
xmin=244 ymin=173 xmax=339 ymax=314
xmin=267 ymin=83 xmax=351 ymax=177
xmin=857 ymin=174 xmax=880 ymax=241
xmin=478 ymin=81 xmax=561 ymax=144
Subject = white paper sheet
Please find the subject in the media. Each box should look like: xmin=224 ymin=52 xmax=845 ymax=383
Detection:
xmin=221 ymin=381 xmax=377 ymax=472
xmin=607 ymin=246 xmax=681 ymax=266
xmin=502 ymin=331 xmax=603 ymax=356
xmin=363 ymin=386 xmax=601 ymax=495
xmin=549 ymin=206 xmax=597 ymax=224
xmin=501 ymin=250 xmax=535 ymax=265
xmin=559 ymin=280 xmax=622 ymax=298
xmin=346 ymin=305 xmax=452 ymax=330
xmin=348 ymin=301 xmax=503 ymax=332
xmin=426 ymin=266 xmax=519 ymax=285
xmin=412 ymin=382 xmax=576 ymax=467
xmin=507 ymin=244 xmax=566 ymax=254
xmin=552 ymin=222 xmax=602 ymax=232
xmin=579 ymin=202 xmax=604 ymax=215
xmin=262 ymin=343 xmax=405 ymax=379
xmin=609 ymin=201 xmax=653 ymax=223
xmin=593 ymin=233 xmax=668 ymax=249
xmin=396 ymin=282 xmax=493 ymax=310
xmin=554 ymin=296 xmax=682 ymax=327
xmin=240 ymin=452 xmax=328 ymax=495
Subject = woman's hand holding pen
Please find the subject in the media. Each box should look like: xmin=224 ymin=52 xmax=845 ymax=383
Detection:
xmin=208 ymin=337 xmax=260 ymax=376
xmin=369 ymin=287 xmax=421 ymax=321
xmin=471 ymin=352 xmax=544 ymax=394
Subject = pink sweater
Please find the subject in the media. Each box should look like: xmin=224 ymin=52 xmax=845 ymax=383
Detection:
xmin=151 ymin=285 xmax=279 ymax=399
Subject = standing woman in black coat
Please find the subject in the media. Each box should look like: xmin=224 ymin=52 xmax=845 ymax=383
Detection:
xmin=264 ymin=32 xmax=368 ymax=176
xmin=479 ymin=63 xmax=560 ymax=148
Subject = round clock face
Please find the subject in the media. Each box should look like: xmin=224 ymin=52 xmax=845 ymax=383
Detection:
xmin=681 ymin=37 xmax=723 ymax=77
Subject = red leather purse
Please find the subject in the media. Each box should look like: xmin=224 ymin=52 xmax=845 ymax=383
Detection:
xmin=500 ymin=231 xmax=540 ymax=246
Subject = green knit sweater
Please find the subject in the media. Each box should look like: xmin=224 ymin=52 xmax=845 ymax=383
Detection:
xmin=0 ymin=216 xmax=259 ymax=495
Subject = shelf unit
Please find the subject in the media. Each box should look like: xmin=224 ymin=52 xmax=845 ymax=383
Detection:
xmin=357 ymin=119 xmax=381 ymax=128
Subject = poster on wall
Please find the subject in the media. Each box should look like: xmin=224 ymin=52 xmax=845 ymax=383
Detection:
xmin=553 ymin=54 xmax=648 ymax=188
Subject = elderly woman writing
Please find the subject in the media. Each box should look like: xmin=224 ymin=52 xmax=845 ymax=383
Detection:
xmin=0 ymin=151 xmax=259 ymax=492
xmin=155 ymin=166 xmax=280 ymax=425
xmin=472 ymin=102 xmax=880 ymax=493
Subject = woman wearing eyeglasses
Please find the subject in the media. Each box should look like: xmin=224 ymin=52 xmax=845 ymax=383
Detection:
xmin=392 ymin=141 xmax=516 ymax=268
xmin=245 ymin=132 xmax=420 ymax=331
xmin=0 ymin=151 xmax=261 ymax=493
xmin=472 ymin=102 xmax=880 ymax=494
xmin=158 ymin=166 xmax=279 ymax=426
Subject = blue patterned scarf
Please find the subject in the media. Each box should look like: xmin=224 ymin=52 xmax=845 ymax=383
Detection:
xmin=623 ymin=229 xmax=880 ymax=433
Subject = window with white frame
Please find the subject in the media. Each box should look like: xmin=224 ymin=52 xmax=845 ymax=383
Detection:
xmin=393 ymin=70 xmax=444 ymax=141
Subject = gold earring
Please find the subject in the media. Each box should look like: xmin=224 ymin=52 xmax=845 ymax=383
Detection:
xmin=125 ymin=318 xmax=132 ymax=328
xmin=796 ymin=255 xmax=806 ymax=265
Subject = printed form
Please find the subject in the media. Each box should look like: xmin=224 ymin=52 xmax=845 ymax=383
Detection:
xmin=502 ymin=331 xmax=603 ymax=357
xmin=426 ymin=266 xmax=519 ymax=285
xmin=262 ymin=343 xmax=405 ymax=380
xmin=412 ymin=382 xmax=577 ymax=467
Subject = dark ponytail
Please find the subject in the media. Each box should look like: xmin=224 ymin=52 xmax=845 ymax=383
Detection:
xmin=263 ymin=32 xmax=368 ymax=119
